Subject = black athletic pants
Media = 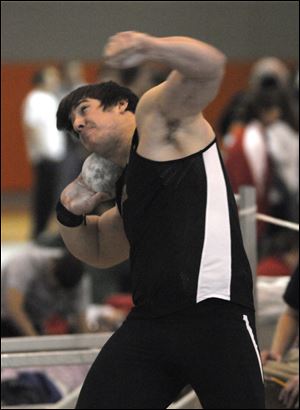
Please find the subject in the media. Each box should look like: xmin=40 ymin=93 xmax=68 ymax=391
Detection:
xmin=76 ymin=299 xmax=265 ymax=409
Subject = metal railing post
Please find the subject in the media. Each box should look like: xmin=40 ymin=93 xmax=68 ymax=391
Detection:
xmin=238 ymin=185 xmax=257 ymax=308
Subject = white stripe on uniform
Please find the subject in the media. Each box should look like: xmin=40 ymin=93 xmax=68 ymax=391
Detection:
xmin=243 ymin=314 xmax=264 ymax=382
xmin=196 ymin=144 xmax=232 ymax=303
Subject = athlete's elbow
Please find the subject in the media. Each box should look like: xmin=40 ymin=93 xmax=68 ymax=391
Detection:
xmin=219 ymin=51 xmax=227 ymax=67
xmin=198 ymin=55 xmax=226 ymax=83
xmin=212 ymin=53 xmax=226 ymax=79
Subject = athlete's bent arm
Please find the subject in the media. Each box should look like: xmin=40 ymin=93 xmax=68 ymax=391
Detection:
xmin=59 ymin=205 xmax=129 ymax=269
xmin=104 ymin=32 xmax=226 ymax=118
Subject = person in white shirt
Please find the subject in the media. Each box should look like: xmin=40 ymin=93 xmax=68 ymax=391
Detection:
xmin=22 ymin=66 xmax=67 ymax=239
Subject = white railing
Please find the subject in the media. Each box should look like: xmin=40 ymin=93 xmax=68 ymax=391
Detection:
xmin=256 ymin=213 xmax=299 ymax=231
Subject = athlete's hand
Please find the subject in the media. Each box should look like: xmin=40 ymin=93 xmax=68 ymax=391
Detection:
xmin=103 ymin=31 xmax=154 ymax=68
xmin=61 ymin=174 xmax=110 ymax=216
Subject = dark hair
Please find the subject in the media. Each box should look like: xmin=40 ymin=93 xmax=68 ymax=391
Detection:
xmin=258 ymin=74 xmax=281 ymax=90
xmin=236 ymin=88 xmax=299 ymax=131
xmin=53 ymin=251 xmax=84 ymax=289
xmin=56 ymin=81 xmax=139 ymax=138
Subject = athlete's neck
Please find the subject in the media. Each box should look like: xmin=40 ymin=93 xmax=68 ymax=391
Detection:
xmin=109 ymin=119 xmax=136 ymax=168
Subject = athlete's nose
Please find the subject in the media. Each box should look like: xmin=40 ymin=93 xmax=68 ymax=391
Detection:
xmin=73 ymin=115 xmax=85 ymax=133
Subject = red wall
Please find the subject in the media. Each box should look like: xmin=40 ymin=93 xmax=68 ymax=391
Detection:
xmin=0 ymin=61 xmax=269 ymax=191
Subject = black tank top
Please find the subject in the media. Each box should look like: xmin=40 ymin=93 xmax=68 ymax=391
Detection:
xmin=116 ymin=130 xmax=254 ymax=318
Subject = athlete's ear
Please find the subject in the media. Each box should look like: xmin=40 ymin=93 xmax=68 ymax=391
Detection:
xmin=118 ymin=99 xmax=129 ymax=113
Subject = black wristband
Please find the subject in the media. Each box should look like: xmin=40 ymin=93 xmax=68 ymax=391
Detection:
xmin=56 ymin=200 xmax=85 ymax=227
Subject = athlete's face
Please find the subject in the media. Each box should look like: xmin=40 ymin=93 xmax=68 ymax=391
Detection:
xmin=71 ymin=98 xmax=128 ymax=154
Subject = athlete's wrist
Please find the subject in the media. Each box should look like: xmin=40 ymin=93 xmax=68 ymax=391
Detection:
xmin=56 ymin=200 xmax=86 ymax=227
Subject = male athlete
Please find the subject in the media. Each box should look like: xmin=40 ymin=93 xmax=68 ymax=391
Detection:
xmin=56 ymin=31 xmax=265 ymax=409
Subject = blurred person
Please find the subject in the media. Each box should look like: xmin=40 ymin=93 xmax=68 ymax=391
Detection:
xmin=1 ymin=246 xmax=90 ymax=337
xmin=219 ymin=56 xmax=298 ymax=147
xmin=250 ymin=62 xmax=298 ymax=225
xmin=58 ymin=60 xmax=87 ymax=99
xmin=224 ymin=88 xmax=282 ymax=239
xmin=56 ymin=31 xmax=265 ymax=408
xmin=266 ymin=117 xmax=299 ymax=224
xmin=261 ymin=264 xmax=299 ymax=409
xmin=265 ymin=65 xmax=299 ymax=225
xmin=220 ymin=59 xmax=298 ymax=252
xmin=225 ymin=86 xmax=299 ymax=241
xmin=22 ymin=66 xmax=67 ymax=240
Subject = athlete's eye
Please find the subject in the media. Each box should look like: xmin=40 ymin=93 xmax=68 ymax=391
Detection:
xmin=80 ymin=105 xmax=88 ymax=114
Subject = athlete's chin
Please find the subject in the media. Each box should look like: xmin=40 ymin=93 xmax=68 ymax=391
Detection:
xmin=81 ymin=130 xmax=118 ymax=157
xmin=81 ymin=133 xmax=103 ymax=153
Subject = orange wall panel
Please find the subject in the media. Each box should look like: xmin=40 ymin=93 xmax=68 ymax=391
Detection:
xmin=1 ymin=64 xmax=34 ymax=191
